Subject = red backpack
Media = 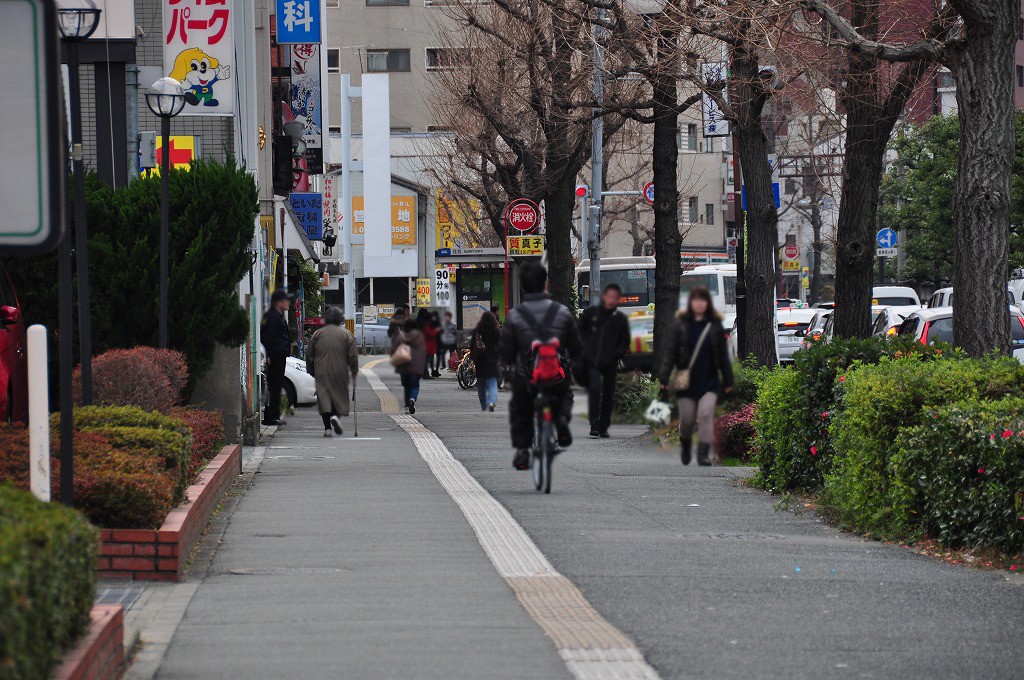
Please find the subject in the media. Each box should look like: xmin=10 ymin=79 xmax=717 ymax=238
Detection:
xmin=516 ymin=303 xmax=568 ymax=388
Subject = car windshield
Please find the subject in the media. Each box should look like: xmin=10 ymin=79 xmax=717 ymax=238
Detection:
xmin=630 ymin=317 xmax=655 ymax=334
xmin=680 ymin=273 xmax=720 ymax=297
xmin=874 ymin=296 xmax=918 ymax=306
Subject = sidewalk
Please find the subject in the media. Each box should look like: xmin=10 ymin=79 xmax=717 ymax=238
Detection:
xmin=148 ymin=360 xmax=573 ymax=679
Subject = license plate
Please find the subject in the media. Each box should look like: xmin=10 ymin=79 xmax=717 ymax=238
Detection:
xmin=780 ymin=336 xmax=800 ymax=344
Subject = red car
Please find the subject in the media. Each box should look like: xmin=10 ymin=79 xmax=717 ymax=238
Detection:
xmin=0 ymin=261 xmax=28 ymax=424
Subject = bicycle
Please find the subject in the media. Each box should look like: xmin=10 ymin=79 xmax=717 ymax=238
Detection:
xmin=456 ymin=349 xmax=478 ymax=389
xmin=530 ymin=390 xmax=560 ymax=494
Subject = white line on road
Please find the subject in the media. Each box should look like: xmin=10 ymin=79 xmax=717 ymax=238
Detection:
xmin=363 ymin=366 xmax=662 ymax=680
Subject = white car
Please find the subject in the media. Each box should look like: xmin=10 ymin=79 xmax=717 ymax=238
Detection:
xmin=871 ymin=306 xmax=905 ymax=338
xmin=353 ymin=312 xmax=392 ymax=354
xmin=776 ymin=308 xmax=819 ymax=363
xmin=926 ymin=286 xmax=1018 ymax=309
xmin=259 ymin=347 xmax=317 ymax=406
xmin=722 ymin=312 xmax=738 ymax=361
xmin=897 ymin=307 xmax=1024 ymax=363
xmin=872 ymin=285 xmax=922 ymax=318
xmin=800 ymin=309 xmax=832 ymax=349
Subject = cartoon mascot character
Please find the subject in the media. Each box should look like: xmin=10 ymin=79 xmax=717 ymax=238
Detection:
xmin=169 ymin=48 xmax=231 ymax=108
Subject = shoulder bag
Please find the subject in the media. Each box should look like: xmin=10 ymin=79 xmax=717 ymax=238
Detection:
xmin=390 ymin=332 xmax=413 ymax=367
xmin=669 ymin=323 xmax=712 ymax=392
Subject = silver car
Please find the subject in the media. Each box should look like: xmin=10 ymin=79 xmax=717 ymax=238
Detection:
xmin=776 ymin=308 xmax=819 ymax=363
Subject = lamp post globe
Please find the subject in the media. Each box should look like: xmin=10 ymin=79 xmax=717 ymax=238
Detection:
xmin=57 ymin=0 xmax=101 ymax=41
xmin=146 ymin=77 xmax=187 ymax=119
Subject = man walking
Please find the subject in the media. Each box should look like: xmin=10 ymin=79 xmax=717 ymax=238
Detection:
xmin=306 ymin=306 xmax=359 ymax=437
xmin=261 ymin=290 xmax=292 ymax=426
xmin=579 ymin=283 xmax=631 ymax=438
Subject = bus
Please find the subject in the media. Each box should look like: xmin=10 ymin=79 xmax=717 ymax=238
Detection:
xmin=680 ymin=264 xmax=738 ymax=314
xmin=576 ymin=258 xmax=738 ymax=315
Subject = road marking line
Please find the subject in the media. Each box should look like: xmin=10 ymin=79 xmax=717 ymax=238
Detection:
xmin=363 ymin=366 xmax=661 ymax=680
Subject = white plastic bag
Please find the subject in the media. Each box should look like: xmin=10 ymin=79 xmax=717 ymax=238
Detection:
xmin=644 ymin=399 xmax=672 ymax=426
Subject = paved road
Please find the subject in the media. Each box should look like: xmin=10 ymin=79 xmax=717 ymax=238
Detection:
xmin=414 ymin=372 xmax=1024 ymax=679
xmin=151 ymin=362 xmax=1024 ymax=679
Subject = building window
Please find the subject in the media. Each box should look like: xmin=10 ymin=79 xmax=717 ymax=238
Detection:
xmin=1017 ymin=65 xmax=1023 ymax=88
xmin=391 ymin=127 xmax=412 ymax=134
xmin=785 ymin=178 xmax=797 ymax=195
xmin=366 ymin=49 xmax=411 ymax=73
xmin=426 ymin=47 xmax=468 ymax=71
xmin=688 ymin=197 xmax=698 ymax=224
xmin=427 ymin=125 xmax=453 ymax=133
xmin=687 ymin=123 xmax=698 ymax=151
xmin=705 ymin=136 xmax=714 ymax=153
xmin=367 ymin=0 xmax=409 ymax=5
xmin=329 ymin=126 xmax=341 ymax=134
xmin=705 ymin=203 xmax=714 ymax=225
xmin=327 ymin=0 xmax=339 ymax=6
xmin=327 ymin=48 xmax=340 ymax=73
xmin=937 ymin=69 xmax=955 ymax=89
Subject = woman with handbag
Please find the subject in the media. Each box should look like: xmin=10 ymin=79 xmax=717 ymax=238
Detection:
xmin=656 ymin=286 xmax=734 ymax=466
xmin=391 ymin=317 xmax=427 ymax=414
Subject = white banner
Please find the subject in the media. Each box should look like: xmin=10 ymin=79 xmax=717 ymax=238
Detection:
xmin=700 ymin=62 xmax=729 ymax=138
xmin=362 ymin=74 xmax=394 ymax=274
xmin=162 ymin=0 xmax=235 ymax=115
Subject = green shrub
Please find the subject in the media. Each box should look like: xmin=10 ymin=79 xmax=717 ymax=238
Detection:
xmin=825 ymin=356 xmax=1024 ymax=537
xmin=611 ymin=371 xmax=658 ymax=424
xmin=714 ymin=403 xmax=757 ymax=462
xmin=752 ymin=367 xmax=811 ymax=491
xmin=171 ymin=407 xmax=224 ymax=478
xmin=0 ymin=485 xmax=98 ymax=680
xmin=85 ymin=427 xmax=189 ymax=503
xmin=58 ymin=404 xmax=189 ymax=436
xmin=893 ymin=398 xmax=1024 ymax=554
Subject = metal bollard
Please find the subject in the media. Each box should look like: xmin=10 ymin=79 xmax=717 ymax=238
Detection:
xmin=27 ymin=325 xmax=50 ymax=501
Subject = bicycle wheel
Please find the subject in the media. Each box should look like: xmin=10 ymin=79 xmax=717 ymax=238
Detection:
xmin=534 ymin=418 xmax=553 ymax=492
xmin=542 ymin=447 xmax=553 ymax=494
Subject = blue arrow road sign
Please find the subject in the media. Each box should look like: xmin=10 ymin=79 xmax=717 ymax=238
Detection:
xmin=876 ymin=228 xmax=898 ymax=249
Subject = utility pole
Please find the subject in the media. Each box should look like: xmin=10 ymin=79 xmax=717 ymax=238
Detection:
xmin=588 ymin=10 xmax=605 ymax=307
xmin=732 ymin=132 xmax=747 ymax=359
xmin=340 ymin=74 xmax=357 ymax=322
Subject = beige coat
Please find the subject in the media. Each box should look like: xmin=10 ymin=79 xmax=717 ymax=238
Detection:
xmin=306 ymin=324 xmax=359 ymax=415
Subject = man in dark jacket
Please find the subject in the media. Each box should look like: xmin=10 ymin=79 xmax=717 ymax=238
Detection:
xmin=579 ymin=283 xmax=631 ymax=438
xmin=498 ymin=261 xmax=583 ymax=470
xmin=261 ymin=290 xmax=292 ymax=426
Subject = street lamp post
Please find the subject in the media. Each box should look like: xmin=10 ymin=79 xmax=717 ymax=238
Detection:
xmin=55 ymin=0 xmax=101 ymax=506
xmin=58 ymin=0 xmax=101 ymax=407
xmin=145 ymin=78 xmax=186 ymax=348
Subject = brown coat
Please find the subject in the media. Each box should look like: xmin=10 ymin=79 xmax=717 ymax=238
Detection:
xmin=391 ymin=329 xmax=426 ymax=376
xmin=306 ymin=324 xmax=359 ymax=415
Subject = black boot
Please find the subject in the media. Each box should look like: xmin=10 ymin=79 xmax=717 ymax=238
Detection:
xmin=680 ymin=439 xmax=692 ymax=465
xmin=697 ymin=443 xmax=712 ymax=466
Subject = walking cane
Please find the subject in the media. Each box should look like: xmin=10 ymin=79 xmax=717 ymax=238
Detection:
xmin=352 ymin=373 xmax=358 ymax=438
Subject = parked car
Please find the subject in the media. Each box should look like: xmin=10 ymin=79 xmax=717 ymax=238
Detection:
xmin=0 ymin=261 xmax=27 ymax=424
xmin=722 ymin=312 xmax=738 ymax=361
xmin=925 ymin=286 xmax=1018 ymax=309
xmin=871 ymin=306 xmax=906 ymax=338
xmin=776 ymin=308 xmax=818 ymax=363
xmin=813 ymin=301 xmax=836 ymax=310
xmin=621 ymin=312 xmax=654 ymax=372
xmin=897 ymin=307 xmax=1024 ymax=363
xmin=871 ymin=285 xmax=922 ymax=318
xmin=353 ymin=312 xmax=391 ymax=353
xmin=259 ymin=346 xmax=317 ymax=407
xmin=800 ymin=309 xmax=832 ymax=349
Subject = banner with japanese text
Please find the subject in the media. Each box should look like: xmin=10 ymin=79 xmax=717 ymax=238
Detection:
xmin=290 ymin=192 xmax=323 ymax=240
xmin=163 ymin=0 xmax=235 ymax=115
xmin=276 ymin=0 xmax=321 ymax=44
xmin=351 ymin=195 xmax=417 ymax=246
xmin=290 ymin=44 xmax=322 ymax=157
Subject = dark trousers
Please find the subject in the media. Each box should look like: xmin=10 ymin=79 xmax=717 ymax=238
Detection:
xmin=587 ymin=364 xmax=618 ymax=433
xmin=321 ymin=411 xmax=339 ymax=429
xmin=401 ymin=373 xmax=421 ymax=405
xmin=509 ymin=382 xmax=573 ymax=449
xmin=264 ymin=353 xmax=287 ymax=423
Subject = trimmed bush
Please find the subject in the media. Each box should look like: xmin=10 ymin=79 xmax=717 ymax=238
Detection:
xmin=171 ymin=406 xmax=224 ymax=478
xmin=74 ymin=348 xmax=174 ymax=413
xmin=132 ymin=347 xmax=190 ymax=404
xmin=752 ymin=367 xmax=810 ymax=491
xmin=825 ymin=356 xmax=1024 ymax=537
xmin=0 ymin=485 xmax=98 ymax=680
xmin=85 ymin=426 xmax=190 ymax=503
xmin=60 ymin=404 xmax=189 ymax=436
xmin=715 ymin=403 xmax=757 ymax=462
xmin=894 ymin=398 xmax=1024 ymax=554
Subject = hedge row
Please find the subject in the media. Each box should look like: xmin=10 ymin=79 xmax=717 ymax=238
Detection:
xmin=754 ymin=337 xmax=1024 ymax=554
xmin=0 ymin=405 xmax=223 ymax=529
xmin=0 ymin=485 xmax=98 ymax=680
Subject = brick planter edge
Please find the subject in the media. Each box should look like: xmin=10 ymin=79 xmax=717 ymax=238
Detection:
xmin=53 ymin=605 xmax=125 ymax=680
xmin=96 ymin=444 xmax=242 ymax=582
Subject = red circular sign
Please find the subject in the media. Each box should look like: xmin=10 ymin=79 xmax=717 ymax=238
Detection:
xmin=783 ymin=243 xmax=800 ymax=260
xmin=504 ymin=199 xmax=540 ymax=234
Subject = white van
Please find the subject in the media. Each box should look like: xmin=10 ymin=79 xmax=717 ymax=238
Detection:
xmin=926 ymin=286 xmax=1018 ymax=309
xmin=871 ymin=286 xmax=921 ymax=318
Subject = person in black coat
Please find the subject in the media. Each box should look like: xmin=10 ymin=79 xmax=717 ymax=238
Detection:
xmin=261 ymin=290 xmax=292 ymax=426
xmin=470 ymin=311 xmax=501 ymax=411
xmin=656 ymin=286 xmax=734 ymax=466
xmin=578 ymin=283 xmax=631 ymax=438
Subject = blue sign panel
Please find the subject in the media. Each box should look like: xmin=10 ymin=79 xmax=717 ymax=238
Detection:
xmin=876 ymin=228 xmax=898 ymax=249
xmin=276 ymin=0 xmax=321 ymax=44
xmin=741 ymin=183 xmax=781 ymax=211
xmin=290 ymin=192 xmax=323 ymax=240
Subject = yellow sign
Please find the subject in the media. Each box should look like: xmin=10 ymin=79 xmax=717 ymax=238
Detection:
xmin=507 ymin=235 xmax=545 ymax=256
xmin=435 ymin=191 xmax=482 ymax=251
xmin=782 ymin=259 xmax=801 ymax=272
xmin=415 ymin=278 xmax=432 ymax=307
xmin=351 ymin=196 xmax=417 ymax=246
xmin=143 ymin=135 xmax=196 ymax=177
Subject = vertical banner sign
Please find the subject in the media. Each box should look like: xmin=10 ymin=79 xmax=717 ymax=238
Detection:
xmin=275 ymin=0 xmax=321 ymax=44
xmin=700 ymin=62 xmax=729 ymax=137
xmin=434 ymin=265 xmax=454 ymax=309
xmin=163 ymin=0 xmax=235 ymax=115
xmin=415 ymin=278 xmax=432 ymax=307
xmin=289 ymin=192 xmax=324 ymax=240
xmin=362 ymin=74 xmax=393 ymax=273
xmin=323 ymin=174 xmax=336 ymax=237
xmin=290 ymin=44 xmax=322 ymax=168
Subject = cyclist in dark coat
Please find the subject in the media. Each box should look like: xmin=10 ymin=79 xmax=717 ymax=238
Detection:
xmin=498 ymin=262 xmax=583 ymax=471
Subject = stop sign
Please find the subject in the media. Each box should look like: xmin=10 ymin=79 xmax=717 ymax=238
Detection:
xmin=783 ymin=243 xmax=799 ymax=260
xmin=504 ymin=199 xmax=540 ymax=234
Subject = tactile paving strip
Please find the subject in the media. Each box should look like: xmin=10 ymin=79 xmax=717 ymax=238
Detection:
xmin=363 ymin=365 xmax=661 ymax=680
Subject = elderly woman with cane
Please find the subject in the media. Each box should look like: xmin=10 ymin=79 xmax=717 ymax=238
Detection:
xmin=307 ymin=306 xmax=360 ymax=437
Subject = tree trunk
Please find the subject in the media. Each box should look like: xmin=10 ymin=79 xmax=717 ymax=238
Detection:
xmin=810 ymin=198 xmax=824 ymax=305
xmin=950 ymin=0 xmax=1016 ymax=356
xmin=651 ymin=30 xmax=681 ymax=372
xmin=544 ymin=182 xmax=577 ymax=308
xmin=732 ymin=47 xmax=778 ymax=367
